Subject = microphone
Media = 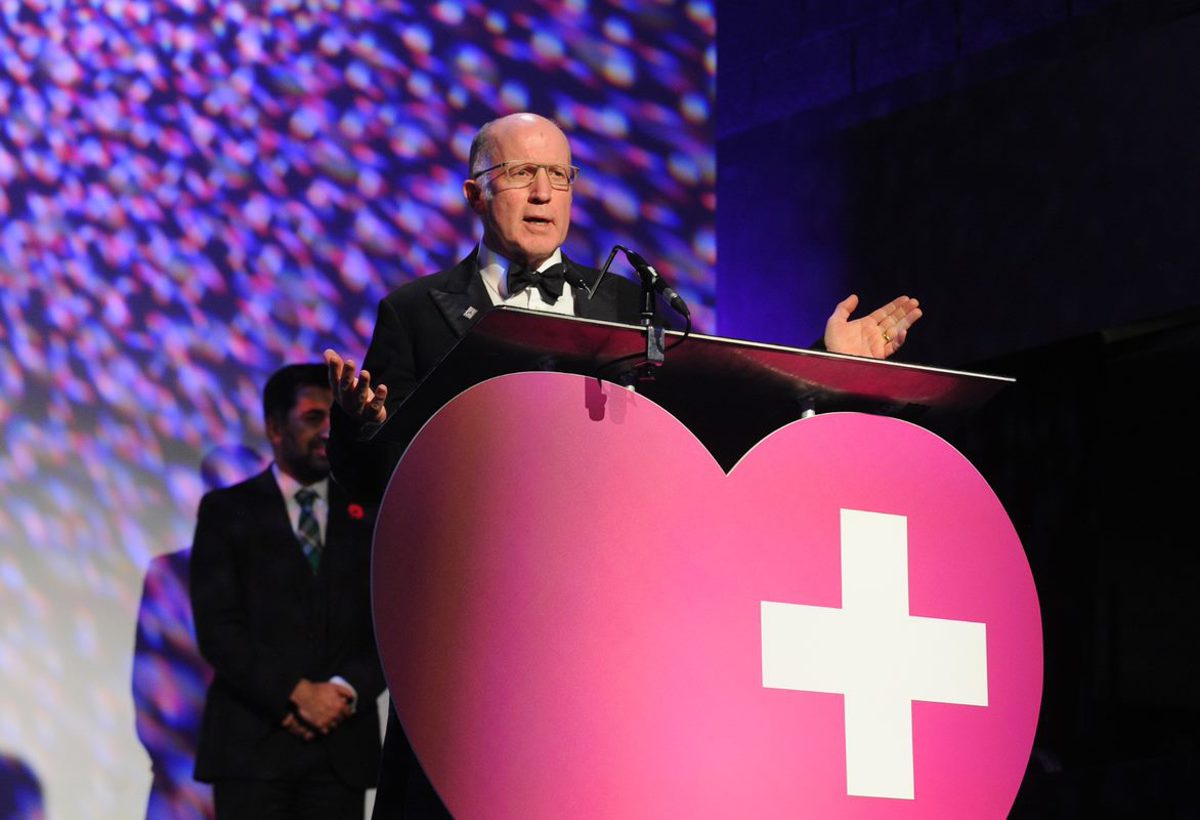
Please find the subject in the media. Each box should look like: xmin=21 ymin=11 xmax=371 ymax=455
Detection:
xmin=622 ymin=249 xmax=691 ymax=318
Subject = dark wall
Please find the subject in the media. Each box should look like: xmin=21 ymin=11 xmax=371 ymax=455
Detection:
xmin=718 ymin=0 xmax=1200 ymax=366
xmin=948 ymin=311 xmax=1200 ymax=817
xmin=718 ymin=1 xmax=1200 ymax=814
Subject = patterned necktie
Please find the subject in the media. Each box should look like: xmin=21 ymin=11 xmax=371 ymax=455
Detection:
xmin=506 ymin=262 xmax=567 ymax=304
xmin=295 ymin=487 xmax=323 ymax=573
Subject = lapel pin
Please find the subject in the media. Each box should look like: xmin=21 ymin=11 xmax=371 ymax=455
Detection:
xmin=463 ymin=306 xmax=478 ymax=320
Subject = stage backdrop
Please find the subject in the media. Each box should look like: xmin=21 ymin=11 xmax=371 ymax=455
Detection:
xmin=0 ymin=2 xmax=714 ymax=817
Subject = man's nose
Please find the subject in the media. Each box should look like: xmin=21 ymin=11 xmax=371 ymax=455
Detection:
xmin=528 ymin=166 xmax=553 ymax=200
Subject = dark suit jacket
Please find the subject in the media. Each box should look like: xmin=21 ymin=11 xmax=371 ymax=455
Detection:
xmin=328 ymin=250 xmax=646 ymax=818
xmin=329 ymin=250 xmax=649 ymax=503
xmin=189 ymin=469 xmax=385 ymax=789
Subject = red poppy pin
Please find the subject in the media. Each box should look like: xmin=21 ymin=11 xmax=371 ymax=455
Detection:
xmin=347 ymin=503 xmax=365 ymax=520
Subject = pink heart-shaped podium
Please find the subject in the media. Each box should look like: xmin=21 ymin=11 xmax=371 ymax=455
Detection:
xmin=374 ymin=372 xmax=1042 ymax=818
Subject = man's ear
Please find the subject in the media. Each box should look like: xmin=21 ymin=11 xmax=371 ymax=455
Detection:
xmin=463 ymin=179 xmax=484 ymax=213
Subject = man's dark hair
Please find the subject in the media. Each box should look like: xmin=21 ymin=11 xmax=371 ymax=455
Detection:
xmin=262 ymin=363 xmax=328 ymax=426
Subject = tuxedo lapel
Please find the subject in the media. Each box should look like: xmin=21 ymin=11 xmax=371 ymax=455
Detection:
xmin=571 ymin=259 xmax=623 ymax=321
xmin=429 ymin=253 xmax=491 ymax=338
xmin=573 ymin=276 xmax=620 ymax=321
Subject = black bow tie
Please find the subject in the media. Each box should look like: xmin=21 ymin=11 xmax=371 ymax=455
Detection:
xmin=507 ymin=262 xmax=567 ymax=304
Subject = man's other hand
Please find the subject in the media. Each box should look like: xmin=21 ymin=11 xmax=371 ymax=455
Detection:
xmin=324 ymin=349 xmax=388 ymax=428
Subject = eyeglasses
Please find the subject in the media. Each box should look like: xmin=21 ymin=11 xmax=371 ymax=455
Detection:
xmin=472 ymin=160 xmax=580 ymax=191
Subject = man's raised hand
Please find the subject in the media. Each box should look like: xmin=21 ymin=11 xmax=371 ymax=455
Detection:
xmin=823 ymin=294 xmax=922 ymax=359
xmin=324 ymin=349 xmax=388 ymax=428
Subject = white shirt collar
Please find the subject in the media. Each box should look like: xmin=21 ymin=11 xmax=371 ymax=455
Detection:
xmin=477 ymin=241 xmax=565 ymax=302
xmin=272 ymin=463 xmax=329 ymax=504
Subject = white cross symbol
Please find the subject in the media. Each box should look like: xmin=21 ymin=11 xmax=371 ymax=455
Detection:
xmin=761 ymin=508 xmax=988 ymax=800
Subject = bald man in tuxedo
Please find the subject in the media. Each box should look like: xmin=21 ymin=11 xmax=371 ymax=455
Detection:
xmin=325 ymin=112 xmax=923 ymax=819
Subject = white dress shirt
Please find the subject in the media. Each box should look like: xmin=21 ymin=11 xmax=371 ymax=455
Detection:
xmin=476 ymin=242 xmax=576 ymax=316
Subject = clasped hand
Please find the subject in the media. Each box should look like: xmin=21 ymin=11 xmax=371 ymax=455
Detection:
xmin=283 ymin=679 xmax=355 ymax=741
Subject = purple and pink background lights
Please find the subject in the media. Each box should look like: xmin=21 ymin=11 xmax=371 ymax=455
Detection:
xmin=0 ymin=2 xmax=714 ymax=817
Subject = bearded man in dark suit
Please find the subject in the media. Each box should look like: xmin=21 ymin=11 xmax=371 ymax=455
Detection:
xmin=190 ymin=363 xmax=385 ymax=820
xmin=322 ymin=112 xmax=925 ymax=819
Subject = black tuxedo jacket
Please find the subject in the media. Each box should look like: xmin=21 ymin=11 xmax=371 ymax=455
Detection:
xmin=189 ymin=469 xmax=385 ymax=788
xmin=329 ymin=250 xmax=648 ymax=502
